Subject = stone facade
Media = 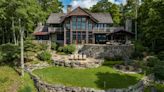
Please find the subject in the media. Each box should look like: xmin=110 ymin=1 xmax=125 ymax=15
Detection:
xmin=78 ymin=44 xmax=134 ymax=59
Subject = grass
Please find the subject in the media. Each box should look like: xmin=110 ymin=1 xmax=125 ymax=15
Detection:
xmin=33 ymin=61 xmax=143 ymax=90
xmin=144 ymin=83 xmax=164 ymax=92
xmin=0 ymin=66 xmax=37 ymax=92
xmin=18 ymin=73 xmax=37 ymax=92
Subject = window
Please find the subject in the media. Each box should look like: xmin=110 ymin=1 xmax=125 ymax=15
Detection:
xmin=77 ymin=17 xmax=81 ymax=30
xmin=71 ymin=16 xmax=88 ymax=31
xmin=72 ymin=16 xmax=76 ymax=31
xmin=81 ymin=17 xmax=86 ymax=30
xmin=65 ymin=20 xmax=70 ymax=29
xmin=57 ymin=33 xmax=64 ymax=40
xmin=36 ymin=35 xmax=49 ymax=40
xmin=88 ymin=20 xmax=92 ymax=31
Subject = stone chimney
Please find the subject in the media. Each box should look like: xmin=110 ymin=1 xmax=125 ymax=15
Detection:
xmin=67 ymin=5 xmax=72 ymax=13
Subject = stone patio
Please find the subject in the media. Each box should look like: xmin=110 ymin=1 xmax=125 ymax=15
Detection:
xmin=52 ymin=53 xmax=104 ymax=69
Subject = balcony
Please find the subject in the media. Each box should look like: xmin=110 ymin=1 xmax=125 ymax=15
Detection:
xmin=48 ymin=27 xmax=63 ymax=33
xmin=93 ymin=27 xmax=124 ymax=33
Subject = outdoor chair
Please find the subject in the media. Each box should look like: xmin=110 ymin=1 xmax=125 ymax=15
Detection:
xmin=75 ymin=54 xmax=78 ymax=60
xmin=79 ymin=55 xmax=83 ymax=60
xmin=82 ymin=55 xmax=87 ymax=60
xmin=69 ymin=55 xmax=74 ymax=60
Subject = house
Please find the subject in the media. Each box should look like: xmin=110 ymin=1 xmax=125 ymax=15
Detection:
xmin=33 ymin=5 xmax=134 ymax=45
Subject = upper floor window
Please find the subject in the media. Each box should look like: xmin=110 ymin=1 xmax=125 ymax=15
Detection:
xmin=88 ymin=20 xmax=92 ymax=31
xmin=65 ymin=19 xmax=70 ymax=29
xmin=71 ymin=16 xmax=87 ymax=31
xmin=72 ymin=16 xmax=76 ymax=30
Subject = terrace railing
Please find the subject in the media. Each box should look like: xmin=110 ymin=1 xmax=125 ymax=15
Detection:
xmin=93 ymin=27 xmax=124 ymax=33
xmin=48 ymin=27 xmax=63 ymax=33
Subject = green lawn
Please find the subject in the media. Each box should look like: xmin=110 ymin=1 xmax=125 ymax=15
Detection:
xmin=0 ymin=66 xmax=36 ymax=92
xmin=33 ymin=62 xmax=143 ymax=90
xmin=144 ymin=83 xmax=164 ymax=92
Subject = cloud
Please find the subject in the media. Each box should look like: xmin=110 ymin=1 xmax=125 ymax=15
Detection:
xmin=70 ymin=0 xmax=99 ymax=9
xmin=62 ymin=0 xmax=127 ymax=13
xmin=109 ymin=0 xmax=127 ymax=5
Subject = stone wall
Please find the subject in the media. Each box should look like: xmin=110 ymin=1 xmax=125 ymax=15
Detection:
xmin=53 ymin=59 xmax=103 ymax=69
xmin=29 ymin=72 xmax=144 ymax=92
xmin=78 ymin=44 xmax=134 ymax=59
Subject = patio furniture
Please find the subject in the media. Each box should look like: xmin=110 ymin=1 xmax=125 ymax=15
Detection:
xmin=75 ymin=54 xmax=78 ymax=60
xmin=79 ymin=55 xmax=83 ymax=60
xmin=82 ymin=55 xmax=87 ymax=60
xmin=69 ymin=55 xmax=74 ymax=60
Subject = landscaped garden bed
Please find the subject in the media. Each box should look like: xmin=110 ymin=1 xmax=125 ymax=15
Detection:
xmin=33 ymin=63 xmax=143 ymax=90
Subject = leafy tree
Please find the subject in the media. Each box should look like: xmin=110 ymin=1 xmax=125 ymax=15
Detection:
xmin=0 ymin=0 xmax=63 ymax=45
xmin=138 ymin=0 xmax=164 ymax=55
xmin=90 ymin=0 xmax=121 ymax=25
xmin=39 ymin=0 xmax=63 ymax=14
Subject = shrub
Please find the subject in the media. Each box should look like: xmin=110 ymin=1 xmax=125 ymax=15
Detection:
xmin=51 ymin=42 xmax=57 ymax=50
xmin=57 ymin=47 xmax=64 ymax=52
xmin=0 ymin=43 xmax=20 ymax=64
xmin=37 ymin=51 xmax=51 ymax=61
xmin=24 ymin=40 xmax=42 ymax=52
xmin=57 ymin=45 xmax=76 ymax=54
xmin=66 ymin=45 xmax=76 ymax=54
xmin=131 ymin=41 xmax=149 ymax=59
xmin=40 ymin=43 xmax=48 ymax=51
xmin=157 ymin=51 xmax=164 ymax=60
xmin=147 ymin=56 xmax=160 ymax=67
xmin=154 ymin=61 xmax=164 ymax=80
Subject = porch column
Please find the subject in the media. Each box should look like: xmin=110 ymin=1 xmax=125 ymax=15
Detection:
xmin=92 ymin=34 xmax=95 ymax=44
xmin=86 ymin=18 xmax=88 ymax=44
xmin=70 ymin=17 xmax=72 ymax=44
xmin=48 ymin=34 xmax=51 ymax=51
xmin=111 ymin=35 xmax=113 ymax=40
xmin=64 ymin=25 xmax=66 ymax=46
xmin=125 ymin=35 xmax=128 ymax=42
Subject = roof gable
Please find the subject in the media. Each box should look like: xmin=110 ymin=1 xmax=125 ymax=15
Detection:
xmin=61 ymin=7 xmax=98 ymax=22
xmin=69 ymin=7 xmax=90 ymax=16
xmin=46 ymin=7 xmax=113 ymax=24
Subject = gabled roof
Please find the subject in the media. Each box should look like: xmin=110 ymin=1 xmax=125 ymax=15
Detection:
xmin=47 ymin=13 xmax=66 ymax=24
xmin=91 ymin=13 xmax=113 ymax=23
xmin=47 ymin=7 xmax=113 ymax=24
xmin=33 ymin=25 xmax=49 ymax=35
xmin=60 ymin=7 xmax=98 ymax=23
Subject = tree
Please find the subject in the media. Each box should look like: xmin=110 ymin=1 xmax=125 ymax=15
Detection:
xmin=138 ymin=0 xmax=164 ymax=54
xmin=90 ymin=0 xmax=121 ymax=25
xmin=39 ymin=0 xmax=63 ymax=14
xmin=0 ymin=0 xmax=63 ymax=45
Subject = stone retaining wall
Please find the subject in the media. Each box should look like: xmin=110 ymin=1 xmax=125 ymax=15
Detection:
xmin=78 ymin=44 xmax=134 ymax=59
xmin=29 ymin=72 xmax=144 ymax=92
xmin=28 ymin=69 xmax=144 ymax=92
xmin=53 ymin=59 xmax=103 ymax=69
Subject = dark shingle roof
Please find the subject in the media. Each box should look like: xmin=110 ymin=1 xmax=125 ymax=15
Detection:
xmin=46 ymin=7 xmax=113 ymax=24
xmin=47 ymin=13 xmax=66 ymax=24
xmin=33 ymin=26 xmax=49 ymax=35
xmin=91 ymin=13 xmax=113 ymax=23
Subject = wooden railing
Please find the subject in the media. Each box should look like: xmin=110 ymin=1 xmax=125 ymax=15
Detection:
xmin=48 ymin=27 xmax=63 ymax=33
xmin=93 ymin=27 xmax=124 ymax=33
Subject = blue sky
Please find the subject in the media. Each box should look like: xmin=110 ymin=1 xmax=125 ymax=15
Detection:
xmin=60 ymin=0 xmax=126 ymax=13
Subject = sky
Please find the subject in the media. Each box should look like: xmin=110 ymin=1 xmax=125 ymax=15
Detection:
xmin=60 ymin=0 xmax=127 ymax=13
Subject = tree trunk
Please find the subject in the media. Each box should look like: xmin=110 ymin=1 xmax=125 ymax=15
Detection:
xmin=12 ymin=17 xmax=17 ymax=45
xmin=19 ymin=19 xmax=24 ymax=77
